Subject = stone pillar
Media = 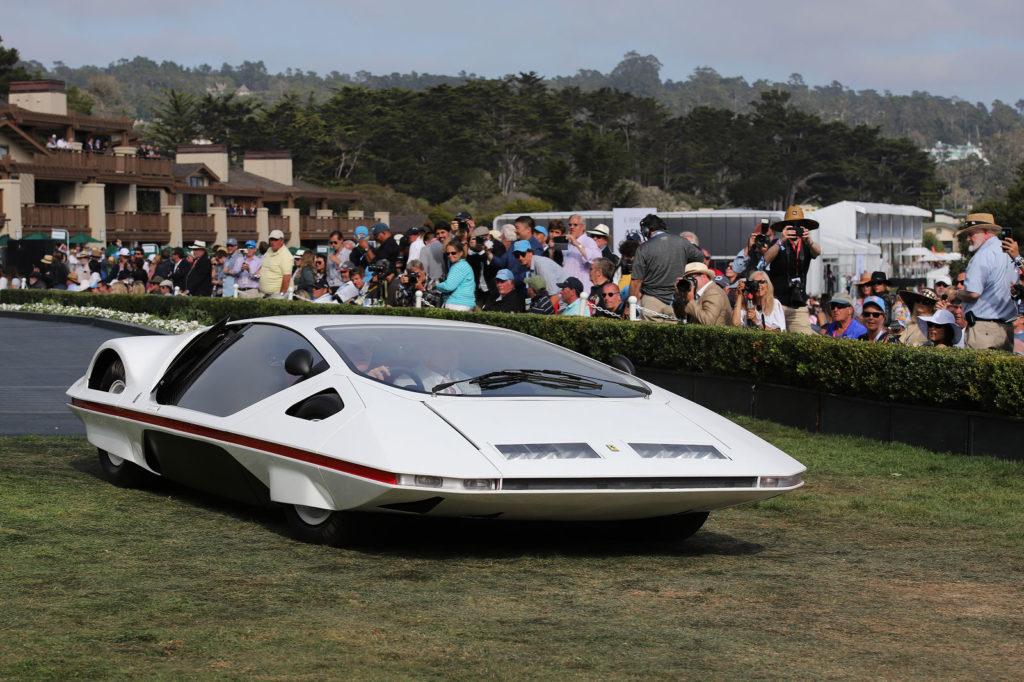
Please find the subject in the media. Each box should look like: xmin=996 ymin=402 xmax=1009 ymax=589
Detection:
xmin=68 ymin=141 xmax=83 ymax=152
xmin=347 ymin=209 xmax=364 ymax=220
xmin=373 ymin=211 xmax=390 ymax=225
xmin=0 ymin=177 xmax=23 ymax=238
xmin=282 ymin=207 xmax=301 ymax=248
xmin=80 ymin=182 xmax=106 ymax=244
xmin=113 ymin=146 xmax=137 ymax=156
xmin=316 ymin=209 xmax=335 ymax=219
xmin=162 ymin=204 xmax=183 ymax=247
xmin=256 ymin=207 xmax=270 ymax=243
xmin=209 ymin=205 xmax=228 ymax=246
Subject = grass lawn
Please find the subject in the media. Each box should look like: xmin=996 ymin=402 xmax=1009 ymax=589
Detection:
xmin=2 ymin=418 xmax=1023 ymax=680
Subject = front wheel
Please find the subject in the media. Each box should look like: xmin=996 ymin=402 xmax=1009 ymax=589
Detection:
xmin=283 ymin=505 xmax=358 ymax=546
xmin=643 ymin=511 xmax=710 ymax=542
xmin=97 ymin=448 xmax=152 ymax=488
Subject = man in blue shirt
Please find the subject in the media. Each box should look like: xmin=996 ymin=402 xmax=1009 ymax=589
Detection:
xmin=822 ymin=293 xmax=867 ymax=339
xmin=951 ymin=213 xmax=1017 ymax=350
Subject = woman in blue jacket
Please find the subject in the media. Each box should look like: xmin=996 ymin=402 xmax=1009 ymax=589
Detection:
xmin=436 ymin=240 xmax=476 ymax=311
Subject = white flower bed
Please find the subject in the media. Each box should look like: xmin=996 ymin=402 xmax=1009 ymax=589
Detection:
xmin=0 ymin=302 xmax=203 ymax=335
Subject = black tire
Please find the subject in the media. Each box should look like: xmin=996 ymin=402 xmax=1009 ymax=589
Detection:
xmin=98 ymin=357 xmax=126 ymax=394
xmin=283 ymin=505 xmax=358 ymax=547
xmin=643 ymin=511 xmax=710 ymax=542
xmin=97 ymin=448 xmax=153 ymax=488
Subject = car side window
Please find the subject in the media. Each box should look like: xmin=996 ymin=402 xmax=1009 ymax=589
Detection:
xmin=174 ymin=324 xmax=326 ymax=417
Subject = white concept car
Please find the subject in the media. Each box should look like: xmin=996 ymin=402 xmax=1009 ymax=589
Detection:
xmin=67 ymin=315 xmax=804 ymax=546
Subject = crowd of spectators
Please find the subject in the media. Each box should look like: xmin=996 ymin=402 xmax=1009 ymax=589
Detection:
xmin=4 ymin=210 xmax=1022 ymax=354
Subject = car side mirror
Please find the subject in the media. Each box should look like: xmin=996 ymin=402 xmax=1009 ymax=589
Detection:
xmin=609 ymin=354 xmax=636 ymax=375
xmin=285 ymin=348 xmax=314 ymax=378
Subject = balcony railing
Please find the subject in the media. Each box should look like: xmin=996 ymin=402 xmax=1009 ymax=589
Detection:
xmin=226 ymin=215 xmax=256 ymax=243
xmin=26 ymin=151 xmax=173 ymax=177
xmin=300 ymin=216 xmax=367 ymax=241
xmin=183 ymin=214 xmax=216 ymax=245
xmin=23 ymin=204 xmax=89 ymax=230
xmin=106 ymin=212 xmax=170 ymax=245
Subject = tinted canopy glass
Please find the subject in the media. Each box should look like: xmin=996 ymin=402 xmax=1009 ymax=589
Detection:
xmin=318 ymin=323 xmax=647 ymax=398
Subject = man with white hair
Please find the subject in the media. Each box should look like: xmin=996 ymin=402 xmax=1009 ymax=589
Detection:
xmin=950 ymin=213 xmax=1017 ymax=350
xmin=562 ymin=214 xmax=602 ymax=297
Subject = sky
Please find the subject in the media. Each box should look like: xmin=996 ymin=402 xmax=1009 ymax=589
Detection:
xmin=4 ymin=0 xmax=1023 ymax=105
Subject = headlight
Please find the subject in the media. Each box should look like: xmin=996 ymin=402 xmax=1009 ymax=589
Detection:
xmin=759 ymin=474 xmax=803 ymax=488
xmin=397 ymin=474 xmax=499 ymax=491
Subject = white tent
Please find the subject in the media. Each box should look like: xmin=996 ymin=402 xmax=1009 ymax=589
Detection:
xmin=897 ymin=246 xmax=934 ymax=258
xmin=805 ymin=232 xmax=882 ymax=296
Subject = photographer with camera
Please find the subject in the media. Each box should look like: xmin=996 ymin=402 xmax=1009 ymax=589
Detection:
xmin=673 ymin=262 xmax=731 ymax=326
xmin=731 ymin=271 xmax=785 ymax=331
xmin=360 ymin=222 xmax=401 ymax=272
xmin=949 ymin=213 xmax=1017 ymax=350
xmin=764 ymin=206 xmax=821 ymax=334
xmin=388 ymin=259 xmax=441 ymax=308
xmin=632 ymin=213 xmax=704 ymax=322
xmin=732 ymin=219 xmax=774 ymax=275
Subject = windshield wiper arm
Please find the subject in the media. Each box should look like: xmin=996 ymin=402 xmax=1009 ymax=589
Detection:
xmin=431 ymin=369 xmax=602 ymax=394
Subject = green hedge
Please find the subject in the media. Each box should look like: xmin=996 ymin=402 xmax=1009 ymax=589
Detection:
xmin=4 ymin=289 xmax=1023 ymax=417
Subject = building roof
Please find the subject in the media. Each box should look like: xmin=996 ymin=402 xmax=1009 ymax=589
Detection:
xmin=812 ymin=200 xmax=931 ymax=218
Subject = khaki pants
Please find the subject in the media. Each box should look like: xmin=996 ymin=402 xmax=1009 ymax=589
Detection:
xmin=639 ymin=294 xmax=676 ymax=323
xmin=237 ymin=288 xmax=261 ymax=299
xmin=783 ymin=305 xmax=814 ymax=334
xmin=965 ymin=320 xmax=1012 ymax=351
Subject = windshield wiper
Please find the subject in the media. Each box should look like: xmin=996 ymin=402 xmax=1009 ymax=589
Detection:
xmin=431 ymin=368 xmax=650 ymax=396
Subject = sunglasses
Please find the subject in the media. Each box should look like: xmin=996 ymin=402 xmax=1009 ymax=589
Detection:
xmin=926 ymin=322 xmax=945 ymax=329
xmin=445 ymin=251 xmax=459 ymax=256
xmin=329 ymin=240 xmax=339 ymax=245
xmin=600 ymin=292 xmax=619 ymax=298
xmin=863 ymin=311 xmax=884 ymax=318
xmin=829 ymin=303 xmax=851 ymax=310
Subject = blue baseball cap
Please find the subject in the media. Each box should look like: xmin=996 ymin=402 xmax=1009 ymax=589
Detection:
xmin=863 ymin=295 xmax=887 ymax=313
xmin=371 ymin=222 xmax=389 ymax=235
xmin=354 ymin=225 xmax=369 ymax=238
xmin=495 ymin=268 xmax=514 ymax=281
xmin=533 ymin=225 xmax=548 ymax=237
xmin=244 ymin=240 xmax=257 ymax=248
xmin=512 ymin=240 xmax=531 ymax=253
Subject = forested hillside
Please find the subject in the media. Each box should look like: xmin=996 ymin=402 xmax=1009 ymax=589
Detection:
xmin=9 ymin=43 xmax=1023 ymax=212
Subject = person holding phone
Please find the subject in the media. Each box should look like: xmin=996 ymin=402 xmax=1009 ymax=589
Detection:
xmin=949 ymin=213 xmax=1016 ymax=350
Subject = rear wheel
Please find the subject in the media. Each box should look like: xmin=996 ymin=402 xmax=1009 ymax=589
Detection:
xmin=283 ymin=505 xmax=358 ymax=546
xmin=95 ymin=357 xmax=150 ymax=487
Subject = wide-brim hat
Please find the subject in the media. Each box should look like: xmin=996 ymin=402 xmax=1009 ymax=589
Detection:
xmin=587 ymin=224 xmax=611 ymax=238
xmin=869 ymin=271 xmax=890 ymax=286
xmin=684 ymin=262 xmax=715 ymax=277
xmin=918 ymin=309 xmax=962 ymax=346
xmin=41 ymin=255 xmax=54 ymax=265
xmin=66 ymin=272 xmax=79 ymax=283
xmin=770 ymin=205 xmax=819 ymax=232
xmin=898 ymin=288 xmax=939 ymax=309
xmin=955 ymin=212 xmax=1001 ymax=238
xmin=188 ymin=240 xmax=207 ymax=250
xmin=855 ymin=272 xmax=873 ymax=286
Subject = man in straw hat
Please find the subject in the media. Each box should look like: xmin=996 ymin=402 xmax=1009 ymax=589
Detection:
xmin=764 ymin=206 xmax=822 ymax=334
xmin=949 ymin=213 xmax=1016 ymax=350
xmin=673 ymin=262 xmax=731 ymax=326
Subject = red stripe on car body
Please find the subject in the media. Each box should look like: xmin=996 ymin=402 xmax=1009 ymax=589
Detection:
xmin=69 ymin=397 xmax=398 ymax=484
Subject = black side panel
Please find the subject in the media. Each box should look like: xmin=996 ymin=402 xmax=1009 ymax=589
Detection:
xmin=143 ymin=430 xmax=273 ymax=507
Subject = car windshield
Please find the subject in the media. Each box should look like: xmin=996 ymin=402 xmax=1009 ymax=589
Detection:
xmin=317 ymin=323 xmax=648 ymax=398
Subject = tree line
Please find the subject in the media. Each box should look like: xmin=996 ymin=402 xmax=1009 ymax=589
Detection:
xmin=146 ymin=75 xmax=937 ymax=213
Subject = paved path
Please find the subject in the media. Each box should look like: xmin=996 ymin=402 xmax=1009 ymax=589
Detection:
xmin=0 ymin=315 xmax=162 ymax=435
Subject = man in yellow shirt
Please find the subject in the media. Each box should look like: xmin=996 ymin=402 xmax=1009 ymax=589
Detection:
xmin=259 ymin=229 xmax=293 ymax=298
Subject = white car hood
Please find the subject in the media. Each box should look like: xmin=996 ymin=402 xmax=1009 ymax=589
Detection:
xmin=426 ymin=396 xmax=794 ymax=479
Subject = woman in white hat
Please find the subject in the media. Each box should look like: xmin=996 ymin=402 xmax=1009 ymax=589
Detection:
xmin=918 ymin=309 xmax=964 ymax=348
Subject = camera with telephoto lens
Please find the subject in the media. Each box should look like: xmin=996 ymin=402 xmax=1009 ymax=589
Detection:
xmin=368 ymin=258 xmax=391 ymax=278
xmin=743 ymin=276 xmax=760 ymax=299
xmin=752 ymin=232 xmax=772 ymax=252
xmin=675 ymin=275 xmax=699 ymax=296
xmin=791 ymin=226 xmax=806 ymax=238
xmin=405 ymin=270 xmax=418 ymax=286
xmin=1012 ymin=283 xmax=1024 ymax=301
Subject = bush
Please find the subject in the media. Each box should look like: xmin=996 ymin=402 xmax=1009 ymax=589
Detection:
xmin=4 ymin=289 xmax=1023 ymax=417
